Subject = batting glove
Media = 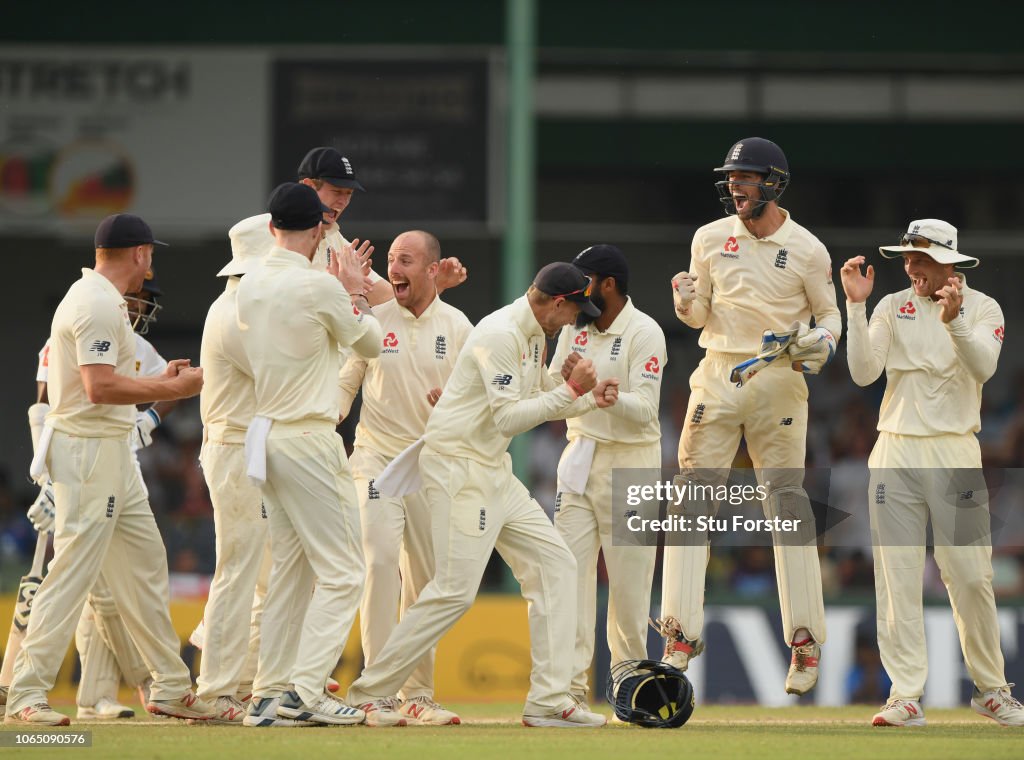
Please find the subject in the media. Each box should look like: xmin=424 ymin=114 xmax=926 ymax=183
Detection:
xmin=788 ymin=326 xmax=837 ymax=375
xmin=133 ymin=407 xmax=161 ymax=449
xmin=27 ymin=480 xmax=55 ymax=533
xmin=671 ymin=272 xmax=698 ymax=317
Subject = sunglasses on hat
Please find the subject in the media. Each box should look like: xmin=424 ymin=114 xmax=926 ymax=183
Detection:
xmin=554 ymin=279 xmax=594 ymax=299
xmin=900 ymin=233 xmax=953 ymax=251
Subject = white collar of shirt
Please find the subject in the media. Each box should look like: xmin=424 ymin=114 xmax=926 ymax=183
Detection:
xmin=594 ymin=297 xmax=635 ymax=336
xmin=511 ymin=295 xmax=545 ymax=339
xmin=82 ymin=268 xmax=127 ymax=303
xmin=397 ymin=293 xmax=440 ymax=322
xmin=267 ymin=246 xmax=313 ymax=268
xmin=732 ymin=208 xmax=794 ymax=246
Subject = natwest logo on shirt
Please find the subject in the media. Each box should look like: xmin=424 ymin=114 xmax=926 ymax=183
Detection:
xmin=382 ymin=332 xmax=400 ymax=353
xmin=721 ymin=237 xmax=740 ymax=259
xmin=641 ymin=355 xmax=662 ymax=380
xmin=896 ymin=301 xmax=916 ymax=320
xmin=995 ymin=325 xmax=1005 ymax=343
xmin=574 ymin=331 xmax=588 ymax=347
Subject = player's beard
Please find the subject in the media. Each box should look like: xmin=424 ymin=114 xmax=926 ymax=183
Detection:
xmin=575 ymin=290 xmax=604 ymax=329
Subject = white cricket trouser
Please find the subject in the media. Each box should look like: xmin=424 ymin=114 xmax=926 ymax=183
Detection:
xmin=238 ymin=542 xmax=273 ymax=694
xmin=196 ymin=441 xmax=269 ymax=700
xmin=555 ymin=440 xmax=659 ymax=699
xmin=351 ymin=446 xmax=436 ymax=700
xmin=347 ymin=450 xmax=577 ymax=714
xmin=869 ymin=431 xmax=1007 ymax=700
xmin=252 ymin=423 xmax=364 ymax=706
xmin=7 ymin=432 xmax=192 ymax=715
xmin=661 ymin=352 xmax=826 ymax=644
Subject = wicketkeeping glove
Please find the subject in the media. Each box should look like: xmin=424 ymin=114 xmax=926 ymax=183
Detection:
xmin=133 ymin=407 xmax=161 ymax=449
xmin=788 ymin=325 xmax=837 ymax=375
xmin=671 ymin=272 xmax=698 ymax=317
xmin=729 ymin=325 xmax=800 ymax=387
xmin=27 ymin=480 xmax=55 ymax=533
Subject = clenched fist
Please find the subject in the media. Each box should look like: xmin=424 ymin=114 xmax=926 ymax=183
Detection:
xmin=593 ymin=378 xmax=619 ymax=408
xmin=672 ymin=272 xmax=698 ymax=317
xmin=560 ymin=351 xmax=582 ymax=381
xmin=568 ymin=358 xmax=598 ymax=395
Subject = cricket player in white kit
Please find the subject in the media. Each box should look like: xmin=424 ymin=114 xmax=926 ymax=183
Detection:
xmin=193 ymin=215 xmax=277 ymax=724
xmin=17 ymin=272 xmax=173 ymax=722
xmin=347 ymin=262 xmax=616 ymax=728
xmin=237 ymin=183 xmax=381 ymax=726
xmin=661 ymin=138 xmax=841 ymax=695
xmin=842 ymin=219 xmax=1024 ymax=727
xmin=338 ymin=230 xmax=472 ymax=726
xmin=5 ymin=214 xmax=213 ymax=726
xmin=549 ymin=245 xmax=665 ymax=705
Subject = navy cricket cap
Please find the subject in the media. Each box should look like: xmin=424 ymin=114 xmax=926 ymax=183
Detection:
xmin=533 ymin=262 xmax=601 ymax=318
xmin=267 ymin=183 xmax=331 ymax=231
xmin=94 ymin=214 xmax=168 ymax=249
xmin=572 ymin=244 xmax=629 ymax=289
xmin=297 ymin=147 xmax=366 ymax=191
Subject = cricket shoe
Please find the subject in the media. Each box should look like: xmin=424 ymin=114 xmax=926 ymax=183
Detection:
xmin=208 ymin=696 xmax=247 ymax=725
xmin=785 ymin=641 xmax=821 ymax=695
xmin=243 ymin=696 xmax=315 ymax=727
xmin=400 ymin=696 xmax=461 ymax=725
xmin=277 ymin=689 xmax=365 ymax=726
xmin=147 ymin=690 xmax=217 ymax=721
xmin=523 ymin=699 xmax=606 ymax=728
xmin=77 ymin=696 xmax=135 ymax=720
xmin=138 ymin=678 xmax=165 ymax=719
xmin=652 ymin=616 xmax=704 ymax=671
xmin=358 ymin=697 xmax=408 ymax=726
xmin=971 ymin=684 xmax=1024 ymax=726
xmin=4 ymin=702 xmax=71 ymax=726
xmin=872 ymin=698 xmax=926 ymax=726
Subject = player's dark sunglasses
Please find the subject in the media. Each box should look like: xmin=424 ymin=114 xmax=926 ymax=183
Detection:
xmin=900 ymin=233 xmax=953 ymax=251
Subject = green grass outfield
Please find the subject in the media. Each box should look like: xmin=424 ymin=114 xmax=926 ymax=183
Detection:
xmin=1 ymin=704 xmax=1021 ymax=759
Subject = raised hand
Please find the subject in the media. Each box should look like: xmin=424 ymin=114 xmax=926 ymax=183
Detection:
xmin=936 ymin=276 xmax=963 ymax=324
xmin=840 ymin=256 xmax=875 ymax=303
xmin=672 ymin=272 xmax=698 ymax=316
xmin=437 ymin=257 xmax=468 ymax=293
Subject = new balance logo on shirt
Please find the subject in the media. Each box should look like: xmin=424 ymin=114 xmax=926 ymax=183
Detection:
xmin=91 ymin=340 xmax=112 ymax=354
xmin=491 ymin=374 xmax=512 ymax=387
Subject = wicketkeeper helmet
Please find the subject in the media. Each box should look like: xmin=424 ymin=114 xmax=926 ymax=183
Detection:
xmin=606 ymin=659 xmax=695 ymax=728
xmin=125 ymin=268 xmax=163 ymax=336
xmin=714 ymin=137 xmax=790 ymax=218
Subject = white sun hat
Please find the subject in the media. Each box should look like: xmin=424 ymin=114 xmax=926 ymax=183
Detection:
xmin=218 ymin=213 xmax=273 ymax=277
xmin=878 ymin=218 xmax=979 ymax=268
